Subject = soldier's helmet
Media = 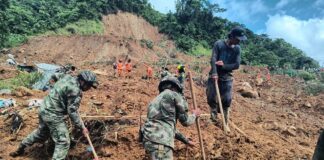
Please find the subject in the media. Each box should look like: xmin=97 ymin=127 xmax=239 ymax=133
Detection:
xmin=78 ymin=70 xmax=99 ymax=88
xmin=158 ymin=76 xmax=182 ymax=93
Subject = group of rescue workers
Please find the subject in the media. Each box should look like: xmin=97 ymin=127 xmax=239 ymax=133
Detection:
xmin=8 ymin=26 xmax=323 ymax=160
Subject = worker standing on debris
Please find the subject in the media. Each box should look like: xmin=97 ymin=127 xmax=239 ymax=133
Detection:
xmin=117 ymin=59 xmax=123 ymax=77
xmin=206 ymin=26 xmax=247 ymax=129
xmin=113 ymin=62 xmax=117 ymax=77
xmin=147 ymin=66 xmax=153 ymax=79
xmin=141 ymin=76 xmax=201 ymax=159
xmin=125 ymin=59 xmax=132 ymax=78
xmin=10 ymin=71 xmax=99 ymax=160
xmin=177 ymin=64 xmax=186 ymax=90
xmin=160 ymin=67 xmax=171 ymax=79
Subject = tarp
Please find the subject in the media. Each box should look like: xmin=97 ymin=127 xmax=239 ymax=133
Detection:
xmin=32 ymin=63 xmax=62 ymax=90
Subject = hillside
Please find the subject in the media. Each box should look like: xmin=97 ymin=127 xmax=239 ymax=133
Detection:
xmin=0 ymin=12 xmax=323 ymax=160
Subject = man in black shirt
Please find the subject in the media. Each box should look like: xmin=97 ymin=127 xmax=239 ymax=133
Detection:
xmin=206 ymin=26 xmax=247 ymax=131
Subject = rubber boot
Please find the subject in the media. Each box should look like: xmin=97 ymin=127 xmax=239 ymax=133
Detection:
xmin=9 ymin=144 xmax=26 ymax=157
xmin=210 ymin=109 xmax=218 ymax=123
xmin=224 ymin=109 xmax=231 ymax=132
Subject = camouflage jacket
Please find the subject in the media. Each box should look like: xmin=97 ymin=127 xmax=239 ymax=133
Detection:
xmin=161 ymin=70 xmax=172 ymax=79
xmin=39 ymin=74 xmax=83 ymax=129
xmin=142 ymin=89 xmax=196 ymax=148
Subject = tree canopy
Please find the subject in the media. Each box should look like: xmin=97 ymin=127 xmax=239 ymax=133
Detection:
xmin=0 ymin=0 xmax=319 ymax=69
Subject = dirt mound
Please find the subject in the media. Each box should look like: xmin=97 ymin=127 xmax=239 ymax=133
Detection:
xmin=103 ymin=12 xmax=161 ymax=42
xmin=0 ymin=12 xmax=323 ymax=159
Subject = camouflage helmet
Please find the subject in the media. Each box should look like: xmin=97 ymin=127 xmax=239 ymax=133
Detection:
xmin=158 ymin=76 xmax=182 ymax=93
xmin=78 ymin=70 xmax=99 ymax=88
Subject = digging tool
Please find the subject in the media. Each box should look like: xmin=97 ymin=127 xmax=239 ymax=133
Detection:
xmin=229 ymin=121 xmax=247 ymax=138
xmin=78 ymin=112 xmax=99 ymax=160
xmin=138 ymin=102 xmax=144 ymax=142
xmin=188 ymin=71 xmax=206 ymax=160
xmin=214 ymin=79 xmax=229 ymax=133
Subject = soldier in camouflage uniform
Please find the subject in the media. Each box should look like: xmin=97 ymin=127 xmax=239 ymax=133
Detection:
xmin=160 ymin=67 xmax=172 ymax=79
xmin=142 ymin=76 xmax=201 ymax=160
xmin=10 ymin=71 xmax=98 ymax=160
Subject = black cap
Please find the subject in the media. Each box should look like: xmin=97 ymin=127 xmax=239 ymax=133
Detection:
xmin=230 ymin=26 xmax=247 ymax=41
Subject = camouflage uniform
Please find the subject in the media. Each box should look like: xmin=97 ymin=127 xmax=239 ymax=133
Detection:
xmin=142 ymin=89 xmax=196 ymax=160
xmin=160 ymin=70 xmax=172 ymax=79
xmin=20 ymin=74 xmax=83 ymax=160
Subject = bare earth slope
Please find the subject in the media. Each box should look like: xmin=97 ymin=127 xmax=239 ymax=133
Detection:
xmin=0 ymin=12 xmax=323 ymax=160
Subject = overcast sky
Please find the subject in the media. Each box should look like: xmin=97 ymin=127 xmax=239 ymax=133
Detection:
xmin=149 ymin=0 xmax=324 ymax=66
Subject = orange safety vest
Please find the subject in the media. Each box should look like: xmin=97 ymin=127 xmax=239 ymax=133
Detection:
xmin=117 ymin=63 xmax=123 ymax=70
xmin=117 ymin=62 xmax=123 ymax=75
xmin=125 ymin=63 xmax=132 ymax=72
xmin=147 ymin=67 xmax=153 ymax=77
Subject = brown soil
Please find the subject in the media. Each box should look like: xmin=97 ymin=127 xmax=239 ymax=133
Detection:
xmin=0 ymin=12 xmax=323 ymax=160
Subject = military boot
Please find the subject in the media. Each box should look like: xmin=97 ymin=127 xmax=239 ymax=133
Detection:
xmin=9 ymin=144 xmax=26 ymax=157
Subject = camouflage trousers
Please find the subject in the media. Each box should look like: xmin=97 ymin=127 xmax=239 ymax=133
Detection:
xmin=21 ymin=111 xmax=70 ymax=160
xmin=206 ymin=78 xmax=233 ymax=122
xmin=313 ymin=130 xmax=324 ymax=160
xmin=144 ymin=141 xmax=173 ymax=160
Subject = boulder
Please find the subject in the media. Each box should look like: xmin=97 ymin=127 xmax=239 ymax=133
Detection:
xmin=282 ymin=126 xmax=297 ymax=137
xmin=303 ymin=101 xmax=312 ymax=108
xmin=237 ymin=82 xmax=259 ymax=98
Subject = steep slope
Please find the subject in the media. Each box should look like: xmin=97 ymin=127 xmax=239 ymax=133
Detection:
xmin=0 ymin=12 xmax=323 ymax=160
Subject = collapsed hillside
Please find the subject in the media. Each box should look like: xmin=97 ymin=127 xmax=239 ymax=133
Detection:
xmin=0 ymin=12 xmax=323 ymax=160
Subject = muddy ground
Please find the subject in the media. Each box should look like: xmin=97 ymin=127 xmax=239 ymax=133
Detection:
xmin=0 ymin=12 xmax=323 ymax=160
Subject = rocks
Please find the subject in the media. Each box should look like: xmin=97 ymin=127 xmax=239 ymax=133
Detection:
xmin=92 ymin=101 xmax=104 ymax=106
xmin=282 ymin=126 xmax=297 ymax=137
xmin=287 ymin=111 xmax=298 ymax=118
xmin=237 ymin=82 xmax=259 ymax=98
xmin=303 ymin=101 xmax=312 ymax=108
xmin=314 ymin=103 xmax=324 ymax=114
xmin=262 ymin=121 xmax=281 ymax=131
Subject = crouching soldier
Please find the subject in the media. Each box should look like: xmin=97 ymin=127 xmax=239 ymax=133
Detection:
xmin=10 ymin=71 xmax=99 ymax=160
xmin=141 ymin=76 xmax=201 ymax=159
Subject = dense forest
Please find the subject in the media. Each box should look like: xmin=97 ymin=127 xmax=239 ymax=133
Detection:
xmin=0 ymin=0 xmax=320 ymax=69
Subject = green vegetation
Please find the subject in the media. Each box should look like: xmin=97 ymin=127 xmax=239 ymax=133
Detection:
xmin=44 ymin=19 xmax=104 ymax=36
xmin=0 ymin=72 xmax=42 ymax=89
xmin=0 ymin=0 xmax=320 ymax=70
xmin=140 ymin=39 xmax=154 ymax=49
xmin=305 ymin=82 xmax=324 ymax=96
xmin=191 ymin=43 xmax=212 ymax=56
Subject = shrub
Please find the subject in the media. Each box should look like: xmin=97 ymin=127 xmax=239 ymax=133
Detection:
xmin=305 ymin=82 xmax=324 ymax=96
xmin=297 ymin=70 xmax=316 ymax=81
xmin=140 ymin=39 xmax=154 ymax=49
xmin=0 ymin=72 xmax=42 ymax=89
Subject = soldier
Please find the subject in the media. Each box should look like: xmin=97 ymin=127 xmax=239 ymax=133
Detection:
xmin=10 ymin=71 xmax=99 ymax=160
xmin=141 ymin=76 xmax=201 ymax=160
xmin=206 ymin=26 xmax=247 ymax=131
xmin=160 ymin=67 xmax=171 ymax=79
